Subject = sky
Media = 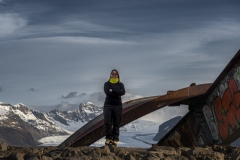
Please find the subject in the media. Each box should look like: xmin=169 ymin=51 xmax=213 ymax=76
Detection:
xmin=0 ymin=0 xmax=240 ymax=116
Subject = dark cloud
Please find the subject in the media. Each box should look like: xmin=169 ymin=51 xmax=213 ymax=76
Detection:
xmin=28 ymin=88 xmax=37 ymax=92
xmin=1 ymin=0 xmax=239 ymax=41
xmin=61 ymin=91 xmax=78 ymax=99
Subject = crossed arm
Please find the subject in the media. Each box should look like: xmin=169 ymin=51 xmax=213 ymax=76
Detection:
xmin=104 ymin=82 xmax=125 ymax=97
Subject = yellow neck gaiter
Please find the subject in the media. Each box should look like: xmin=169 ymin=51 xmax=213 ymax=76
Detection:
xmin=110 ymin=78 xmax=119 ymax=84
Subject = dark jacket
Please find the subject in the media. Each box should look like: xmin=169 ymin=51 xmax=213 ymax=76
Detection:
xmin=104 ymin=81 xmax=125 ymax=105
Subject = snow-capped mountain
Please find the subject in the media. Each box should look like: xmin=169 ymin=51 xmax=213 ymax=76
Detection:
xmin=49 ymin=102 xmax=102 ymax=124
xmin=0 ymin=101 xmax=152 ymax=146
xmin=0 ymin=102 xmax=68 ymax=146
xmin=48 ymin=102 xmax=103 ymax=132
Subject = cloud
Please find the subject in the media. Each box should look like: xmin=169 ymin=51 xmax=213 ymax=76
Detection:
xmin=60 ymin=92 xmax=106 ymax=107
xmin=28 ymin=88 xmax=38 ymax=92
xmin=122 ymin=93 xmax=143 ymax=103
xmin=61 ymin=91 xmax=78 ymax=99
xmin=55 ymin=102 xmax=79 ymax=111
xmin=28 ymin=104 xmax=57 ymax=113
xmin=0 ymin=13 xmax=27 ymax=37
xmin=61 ymin=92 xmax=89 ymax=100
xmin=79 ymin=93 xmax=87 ymax=97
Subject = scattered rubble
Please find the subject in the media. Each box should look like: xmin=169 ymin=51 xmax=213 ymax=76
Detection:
xmin=0 ymin=143 xmax=240 ymax=160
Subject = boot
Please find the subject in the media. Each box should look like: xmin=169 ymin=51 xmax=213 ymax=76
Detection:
xmin=105 ymin=139 xmax=111 ymax=145
xmin=112 ymin=140 xmax=118 ymax=146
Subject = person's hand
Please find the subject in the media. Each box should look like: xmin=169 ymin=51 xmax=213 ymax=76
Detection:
xmin=109 ymin=89 xmax=112 ymax=92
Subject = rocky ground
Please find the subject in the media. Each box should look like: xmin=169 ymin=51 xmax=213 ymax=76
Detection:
xmin=1 ymin=143 xmax=240 ymax=160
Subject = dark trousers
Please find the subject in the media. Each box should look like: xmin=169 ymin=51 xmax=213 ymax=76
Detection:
xmin=104 ymin=105 xmax=122 ymax=141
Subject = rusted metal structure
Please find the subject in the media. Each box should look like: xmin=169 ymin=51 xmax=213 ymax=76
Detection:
xmin=158 ymin=49 xmax=240 ymax=147
xmin=59 ymin=49 xmax=240 ymax=148
xmin=58 ymin=83 xmax=211 ymax=148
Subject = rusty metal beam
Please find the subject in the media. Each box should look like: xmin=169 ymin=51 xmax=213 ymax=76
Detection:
xmin=58 ymin=83 xmax=211 ymax=148
xmin=158 ymin=49 xmax=240 ymax=147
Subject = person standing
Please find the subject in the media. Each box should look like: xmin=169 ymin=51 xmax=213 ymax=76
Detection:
xmin=103 ymin=69 xmax=125 ymax=146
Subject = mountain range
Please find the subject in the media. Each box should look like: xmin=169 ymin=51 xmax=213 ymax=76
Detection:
xmin=0 ymin=102 xmax=103 ymax=146
xmin=0 ymin=102 xmax=157 ymax=146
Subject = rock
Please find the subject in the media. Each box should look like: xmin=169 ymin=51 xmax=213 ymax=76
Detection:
xmin=212 ymin=145 xmax=224 ymax=152
xmin=101 ymin=155 xmax=115 ymax=160
xmin=164 ymin=155 xmax=188 ymax=160
xmin=146 ymin=151 xmax=164 ymax=159
xmin=80 ymin=147 xmax=91 ymax=155
xmin=231 ymin=155 xmax=240 ymax=160
xmin=90 ymin=148 xmax=101 ymax=159
xmin=128 ymin=151 xmax=144 ymax=159
xmin=148 ymin=146 xmax=180 ymax=156
xmin=47 ymin=150 xmax=62 ymax=158
xmin=7 ymin=153 xmax=25 ymax=160
xmin=180 ymin=147 xmax=191 ymax=152
xmin=0 ymin=143 xmax=7 ymax=151
xmin=113 ymin=147 xmax=129 ymax=158
xmin=41 ymin=155 xmax=53 ymax=160
xmin=61 ymin=147 xmax=84 ymax=157
xmin=78 ymin=155 xmax=91 ymax=160
xmin=0 ymin=145 xmax=238 ymax=159
xmin=99 ymin=146 xmax=112 ymax=157
xmin=143 ymin=155 xmax=160 ymax=160
xmin=101 ymin=145 xmax=111 ymax=153
xmin=29 ymin=156 xmax=39 ymax=160
xmin=190 ymin=147 xmax=224 ymax=160
xmin=124 ymin=154 xmax=135 ymax=160
xmin=180 ymin=150 xmax=196 ymax=160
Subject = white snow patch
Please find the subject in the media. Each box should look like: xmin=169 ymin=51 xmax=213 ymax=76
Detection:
xmin=11 ymin=109 xmax=37 ymax=122
xmin=83 ymin=108 xmax=94 ymax=114
xmin=0 ymin=105 xmax=10 ymax=115
xmin=13 ymin=103 xmax=26 ymax=108
xmin=86 ymin=102 xmax=94 ymax=105
xmin=0 ymin=115 xmax=8 ymax=120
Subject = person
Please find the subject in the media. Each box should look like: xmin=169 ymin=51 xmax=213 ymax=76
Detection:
xmin=103 ymin=69 xmax=125 ymax=146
